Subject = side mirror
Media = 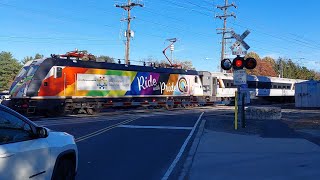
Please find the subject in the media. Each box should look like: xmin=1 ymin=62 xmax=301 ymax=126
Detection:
xmin=37 ymin=127 xmax=49 ymax=138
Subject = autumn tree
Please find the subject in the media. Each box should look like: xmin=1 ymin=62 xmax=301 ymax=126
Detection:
xmin=146 ymin=58 xmax=195 ymax=70
xmin=96 ymin=55 xmax=115 ymax=63
xmin=244 ymin=52 xmax=277 ymax=77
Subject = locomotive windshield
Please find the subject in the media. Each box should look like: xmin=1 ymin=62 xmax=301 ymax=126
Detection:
xmin=9 ymin=60 xmax=40 ymax=97
xmin=16 ymin=60 xmax=33 ymax=78
xmin=26 ymin=65 xmax=39 ymax=77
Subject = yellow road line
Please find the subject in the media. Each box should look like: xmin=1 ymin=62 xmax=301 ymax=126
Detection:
xmin=75 ymin=117 xmax=140 ymax=143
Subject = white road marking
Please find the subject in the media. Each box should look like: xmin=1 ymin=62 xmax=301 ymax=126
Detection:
xmin=118 ymin=125 xmax=193 ymax=130
xmin=161 ymin=112 xmax=204 ymax=180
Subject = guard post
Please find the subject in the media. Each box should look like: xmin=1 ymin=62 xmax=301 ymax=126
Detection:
xmin=241 ymin=91 xmax=246 ymax=128
xmin=233 ymin=69 xmax=247 ymax=128
xmin=234 ymin=91 xmax=238 ymax=130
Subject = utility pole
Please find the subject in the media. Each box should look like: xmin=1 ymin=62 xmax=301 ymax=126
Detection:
xmin=116 ymin=0 xmax=143 ymax=65
xmin=216 ymin=0 xmax=236 ymax=72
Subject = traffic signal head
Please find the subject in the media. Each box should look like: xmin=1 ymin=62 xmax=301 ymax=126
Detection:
xmin=233 ymin=56 xmax=245 ymax=70
xmin=221 ymin=59 xmax=232 ymax=70
xmin=244 ymin=57 xmax=257 ymax=69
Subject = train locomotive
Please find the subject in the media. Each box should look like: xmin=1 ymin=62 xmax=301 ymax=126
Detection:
xmin=8 ymin=55 xmax=204 ymax=115
xmin=7 ymin=51 xmax=305 ymax=116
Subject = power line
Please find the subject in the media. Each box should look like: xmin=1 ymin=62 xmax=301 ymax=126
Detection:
xmin=0 ymin=2 xmax=113 ymax=29
xmin=230 ymin=22 xmax=320 ymax=50
xmin=3 ymin=40 xmax=122 ymax=46
xmin=0 ymin=35 xmax=117 ymax=42
xmin=183 ymin=0 xmax=214 ymax=12
xmin=161 ymin=0 xmax=212 ymax=17
xmin=136 ymin=18 xmax=212 ymax=39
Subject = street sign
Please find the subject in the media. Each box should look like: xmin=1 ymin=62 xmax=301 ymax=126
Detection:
xmin=230 ymin=30 xmax=251 ymax=51
xmin=232 ymin=46 xmax=247 ymax=55
xmin=233 ymin=69 xmax=247 ymax=85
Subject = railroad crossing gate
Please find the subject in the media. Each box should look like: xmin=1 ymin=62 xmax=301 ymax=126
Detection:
xmin=230 ymin=30 xmax=250 ymax=55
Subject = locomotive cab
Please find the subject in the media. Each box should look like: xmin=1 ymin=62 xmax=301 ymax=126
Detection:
xmin=10 ymin=59 xmax=44 ymax=98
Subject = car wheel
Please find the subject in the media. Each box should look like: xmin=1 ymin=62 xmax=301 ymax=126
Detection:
xmin=52 ymin=159 xmax=75 ymax=180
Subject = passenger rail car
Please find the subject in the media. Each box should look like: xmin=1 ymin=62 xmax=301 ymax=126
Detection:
xmin=199 ymin=71 xmax=305 ymax=101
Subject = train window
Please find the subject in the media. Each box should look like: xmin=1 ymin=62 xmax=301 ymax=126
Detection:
xmin=287 ymin=86 xmax=290 ymax=89
xmin=273 ymin=85 xmax=277 ymax=89
xmin=248 ymin=81 xmax=256 ymax=88
xmin=195 ymin=76 xmax=198 ymax=83
xmin=16 ymin=66 xmax=30 ymax=78
xmin=55 ymin=67 xmax=63 ymax=78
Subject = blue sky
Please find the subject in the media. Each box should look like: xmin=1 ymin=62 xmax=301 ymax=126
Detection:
xmin=1 ymin=0 xmax=320 ymax=72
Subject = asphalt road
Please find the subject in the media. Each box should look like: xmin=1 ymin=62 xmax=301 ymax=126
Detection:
xmin=36 ymin=109 xmax=207 ymax=180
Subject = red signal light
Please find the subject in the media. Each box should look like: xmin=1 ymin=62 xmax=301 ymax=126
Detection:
xmin=232 ymin=56 xmax=245 ymax=69
xmin=235 ymin=59 xmax=243 ymax=67
xmin=245 ymin=58 xmax=257 ymax=69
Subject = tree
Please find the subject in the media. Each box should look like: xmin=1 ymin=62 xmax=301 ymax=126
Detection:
xmin=245 ymin=52 xmax=277 ymax=77
xmin=21 ymin=53 xmax=44 ymax=65
xmin=174 ymin=60 xmax=195 ymax=70
xmin=245 ymin=52 xmax=261 ymax=61
xmin=274 ymin=58 xmax=319 ymax=80
xmin=0 ymin=51 xmax=22 ymax=91
xmin=143 ymin=56 xmax=195 ymax=70
xmin=96 ymin=55 xmax=115 ymax=63
xmin=314 ymin=72 xmax=320 ymax=80
xmin=22 ymin=56 xmax=33 ymax=65
xmin=34 ymin=53 xmax=44 ymax=59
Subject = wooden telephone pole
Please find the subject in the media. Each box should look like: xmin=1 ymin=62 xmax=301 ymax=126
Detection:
xmin=215 ymin=0 xmax=236 ymax=72
xmin=116 ymin=0 xmax=143 ymax=65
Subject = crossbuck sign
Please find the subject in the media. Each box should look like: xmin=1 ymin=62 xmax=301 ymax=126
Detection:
xmin=230 ymin=30 xmax=250 ymax=55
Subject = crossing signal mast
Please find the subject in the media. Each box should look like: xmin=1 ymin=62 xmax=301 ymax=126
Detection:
xmin=115 ymin=0 xmax=143 ymax=65
xmin=215 ymin=0 xmax=237 ymax=72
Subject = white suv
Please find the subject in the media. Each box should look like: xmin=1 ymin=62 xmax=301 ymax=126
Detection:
xmin=0 ymin=104 xmax=78 ymax=180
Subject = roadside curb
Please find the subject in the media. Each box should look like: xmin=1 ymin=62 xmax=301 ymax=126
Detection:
xmin=178 ymin=119 xmax=207 ymax=180
xmin=296 ymin=130 xmax=320 ymax=146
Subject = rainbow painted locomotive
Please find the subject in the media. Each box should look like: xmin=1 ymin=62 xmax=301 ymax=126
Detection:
xmin=8 ymin=56 xmax=204 ymax=115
